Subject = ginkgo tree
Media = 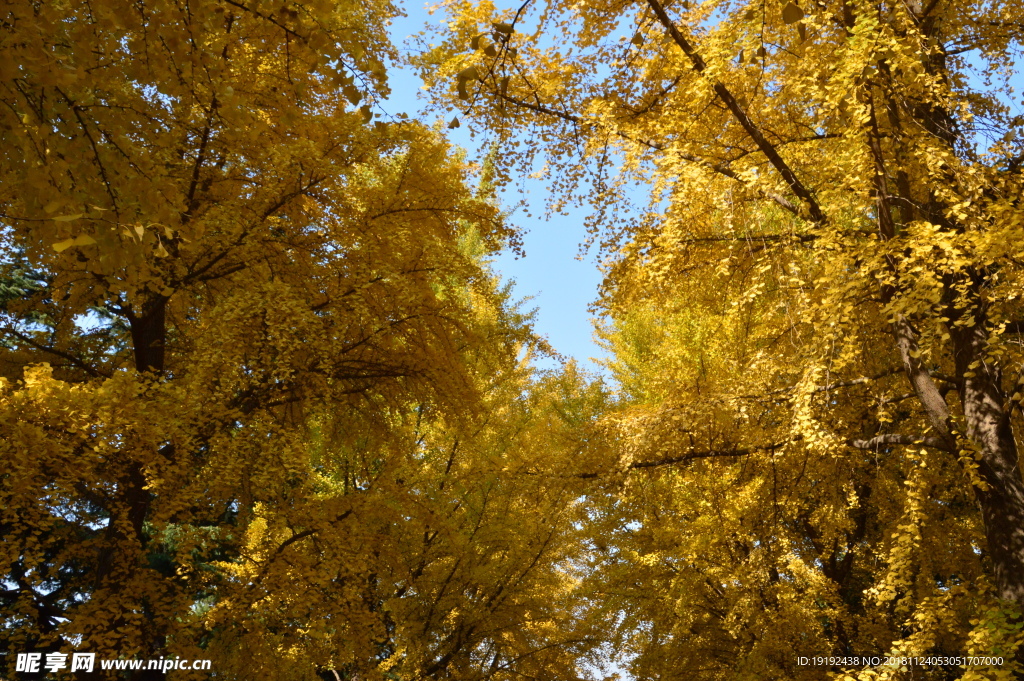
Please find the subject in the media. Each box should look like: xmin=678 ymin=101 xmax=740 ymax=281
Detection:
xmin=425 ymin=0 xmax=1024 ymax=676
xmin=0 ymin=1 xmax=606 ymax=680
xmin=574 ymin=222 xmax=1014 ymax=680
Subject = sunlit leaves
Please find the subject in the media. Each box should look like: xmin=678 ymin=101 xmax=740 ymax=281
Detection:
xmin=426 ymin=0 xmax=1024 ymax=674
xmin=50 ymin=234 xmax=95 ymax=252
xmin=0 ymin=1 xmax=549 ymax=679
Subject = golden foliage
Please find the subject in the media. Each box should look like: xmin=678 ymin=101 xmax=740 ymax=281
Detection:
xmin=0 ymin=1 xmax=598 ymax=679
xmin=427 ymin=0 xmax=1024 ymax=677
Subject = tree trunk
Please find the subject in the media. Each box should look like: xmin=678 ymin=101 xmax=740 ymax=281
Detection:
xmin=952 ymin=319 xmax=1024 ymax=609
xmin=128 ymin=295 xmax=167 ymax=375
xmin=92 ymin=295 xmax=168 ymax=674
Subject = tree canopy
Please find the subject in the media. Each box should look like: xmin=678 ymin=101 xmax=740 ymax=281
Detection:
xmin=0 ymin=1 xmax=599 ymax=679
xmin=5 ymin=0 xmax=1024 ymax=679
xmin=424 ymin=0 xmax=1024 ymax=677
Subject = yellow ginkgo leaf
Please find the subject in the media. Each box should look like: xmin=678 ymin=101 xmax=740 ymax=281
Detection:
xmin=781 ymin=2 xmax=804 ymax=24
xmin=52 ymin=234 xmax=96 ymax=252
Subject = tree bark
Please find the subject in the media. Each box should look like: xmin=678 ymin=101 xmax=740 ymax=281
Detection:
xmin=128 ymin=295 xmax=168 ymax=375
xmin=951 ymin=314 xmax=1024 ymax=608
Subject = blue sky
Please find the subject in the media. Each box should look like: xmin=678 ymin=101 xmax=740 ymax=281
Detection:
xmin=380 ymin=7 xmax=611 ymax=374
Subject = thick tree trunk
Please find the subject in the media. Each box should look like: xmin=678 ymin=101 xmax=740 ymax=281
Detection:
xmin=895 ymin=306 xmax=1024 ymax=619
xmin=895 ymin=25 xmax=1024 ymax=616
xmin=128 ymin=296 xmax=167 ymax=374
xmin=952 ymin=321 xmax=1024 ymax=609
xmin=97 ymin=295 xmax=167 ymax=578
xmin=94 ymin=295 xmax=168 ymax=678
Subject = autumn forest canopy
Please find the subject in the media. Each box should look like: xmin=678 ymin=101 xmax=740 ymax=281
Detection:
xmin=2 ymin=0 xmax=1024 ymax=679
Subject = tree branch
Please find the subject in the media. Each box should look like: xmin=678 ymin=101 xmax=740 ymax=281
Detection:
xmin=643 ymin=0 xmax=826 ymax=224
xmin=893 ymin=315 xmax=956 ymax=447
xmin=495 ymin=92 xmax=802 ymax=216
xmin=1 ymin=328 xmax=107 ymax=378
xmin=848 ymin=433 xmax=950 ymax=450
xmin=577 ymin=441 xmax=789 ymax=478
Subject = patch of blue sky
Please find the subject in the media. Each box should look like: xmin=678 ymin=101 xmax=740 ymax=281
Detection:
xmin=378 ymin=5 xmax=655 ymax=376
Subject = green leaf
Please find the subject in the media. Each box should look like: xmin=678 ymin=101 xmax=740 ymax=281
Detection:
xmin=448 ymin=116 xmax=460 ymax=129
xmin=492 ymin=22 xmax=513 ymax=35
xmin=631 ymin=33 xmax=644 ymax=46
xmin=52 ymin=213 xmax=84 ymax=222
